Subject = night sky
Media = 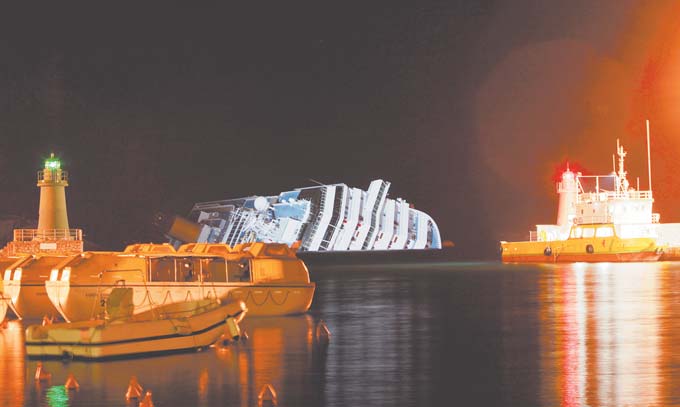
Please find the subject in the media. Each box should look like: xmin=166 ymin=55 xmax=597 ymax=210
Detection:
xmin=0 ymin=2 xmax=678 ymax=258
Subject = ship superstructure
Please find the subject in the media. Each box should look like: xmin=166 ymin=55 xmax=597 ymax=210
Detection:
xmin=159 ymin=179 xmax=441 ymax=252
xmin=534 ymin=140 xmax=658 ymax=244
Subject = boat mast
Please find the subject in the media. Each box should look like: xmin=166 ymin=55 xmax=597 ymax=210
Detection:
xmin=616 ymin=139 xmax=628 ymax=194
xmin=646 ymin=119 xmax=652 ymax=192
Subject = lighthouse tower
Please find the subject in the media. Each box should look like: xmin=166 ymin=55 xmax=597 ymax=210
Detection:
xmin=38 ymin=154 xmax=70 ymax=230
xmin=1 ymin=154 xmax=83 ymax=256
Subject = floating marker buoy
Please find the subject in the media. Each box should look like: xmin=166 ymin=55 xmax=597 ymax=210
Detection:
xmin=125 ymin=376 xmax=143 ymax=401
xmin=226 ymin=316 xmax=241 ymax=340
xmin=139 ymin=390 xmax=154 ymax=407
xmin=315 ymin=320 xmax=331 ymax=344
xmin=65 ymin=373 xmax=80 ymax=390
xmin=34 ymin=362 xmax=52 ymax=381
xmin=42 ymin=315 xmax=54 ymax=326
xmin=258 ymin=384 xmax=278 ymax=407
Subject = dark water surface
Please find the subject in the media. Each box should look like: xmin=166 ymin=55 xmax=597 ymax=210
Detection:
xmin=3 ymin=261 xmax=680 ymax=406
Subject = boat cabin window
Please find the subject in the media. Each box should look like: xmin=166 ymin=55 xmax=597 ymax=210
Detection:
xmin=582 ymin=228 xmax=595 ymax=238
xmin=571 ymin=227 xmax=583 ymax=239
xmin=227 ymin=259 xmax=251 ymax=283
xmin=201 ymin=258 xmax=227 ymax=283
xmin=149 ymin=258 xmax=175 ymax=282
xmin=177 ymin=258 xmax=201 ymax=282
xmin=595 ymin=226 xmax=614 ymax=238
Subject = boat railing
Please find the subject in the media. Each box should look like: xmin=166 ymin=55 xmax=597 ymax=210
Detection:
xmin=13 ymin=228 xmax=83 ymax=242
xmin=574 ymin=215 xmax=610 ymax=224
xmin=576 ymin=190 xmax=653 ymax=203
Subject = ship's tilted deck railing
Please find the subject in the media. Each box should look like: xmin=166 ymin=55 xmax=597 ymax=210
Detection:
xmin=13 ymin=228 xmax=83 ymax=241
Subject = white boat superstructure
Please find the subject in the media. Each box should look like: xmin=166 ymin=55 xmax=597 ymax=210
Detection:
xmin=533 ymin=140 xmax=661 ymax=245
xmin=159 ymin=179 xmax=441 ymax=251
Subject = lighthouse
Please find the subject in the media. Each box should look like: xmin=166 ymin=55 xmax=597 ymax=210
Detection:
xmin=1 ymin=154 xmax=82 ymax=256
xmin=37 ymin=153 xmax=70 ymax=230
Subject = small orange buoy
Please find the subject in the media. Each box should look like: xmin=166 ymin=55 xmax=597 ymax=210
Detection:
xmin=258 ymin=383 xmax=278 ymax=407
xmin=139 ymin=390 xmax=154 ymax=407
xmin=315 ymin=320 xmax=331 ymax=344
xmin=34 ymin=362 xmax=52 ymax=381
xmin=125 ymin=376 xmax=143 ymax=401
xmin=64 ymin=373 xmax=80 ymax=390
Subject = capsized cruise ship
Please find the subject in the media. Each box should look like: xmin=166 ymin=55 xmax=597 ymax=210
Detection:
xmin=157 ymin=179 xmax=441 ymax=252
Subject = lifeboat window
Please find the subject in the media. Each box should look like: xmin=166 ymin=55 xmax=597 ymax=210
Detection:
xmin=571 ymin=227 xmax=583 ymax=239
xmin=177 ymin=258 xmax=201 ymax=282
xmin=582 ymin=228 xmax=595 ymax=238
xmin=149 ymin=257 xmax=175 ymax=282
xmin=227 ymin=259 xmax=251 ymax=283
xmin=201 ymin=258 xmax=227 ymax=283
xmin=595 ymin=226 xmax=614 ymax=238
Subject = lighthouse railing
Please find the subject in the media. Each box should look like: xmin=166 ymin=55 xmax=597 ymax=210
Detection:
xmin=37 ymin=170 xmax=68 ymax=183
xmin=13 ymin=228 xmax=83 ymax=242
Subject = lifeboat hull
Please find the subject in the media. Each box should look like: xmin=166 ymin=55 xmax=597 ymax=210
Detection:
xmin=0 ymin=296 xmax=7 ymax=322
xmin=47 ymin=281 xmax=315 ymax=322
xmin=3 ymin=282 xmax=58 ymax=320
xmin=25 ymin=299 xmax=246 ymax=360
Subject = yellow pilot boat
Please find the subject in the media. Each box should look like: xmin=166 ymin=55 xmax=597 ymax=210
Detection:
xmin=25 ymin=287 xmax=246 ymax=360
xmin=501 ymin=223 xmax=661 ymax=263
xmin=501 ymin=139 xmax=665 ymax=263
xmin=45 ymin=242 xmax=315 ymax=322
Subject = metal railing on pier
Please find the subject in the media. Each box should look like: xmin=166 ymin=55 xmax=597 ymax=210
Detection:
xmin=13 ymin=229 xmax=82 ymax=242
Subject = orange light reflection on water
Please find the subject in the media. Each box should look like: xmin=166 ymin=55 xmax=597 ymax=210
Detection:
xmin=539 ymin=262 xmax=666 ymax=406
xmin=0 ymin=320 xmax=25 ymax=406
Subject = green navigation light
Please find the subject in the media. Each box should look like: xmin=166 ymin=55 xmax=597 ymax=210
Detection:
xmin=45 ymin=154 xmax=61 ymax=170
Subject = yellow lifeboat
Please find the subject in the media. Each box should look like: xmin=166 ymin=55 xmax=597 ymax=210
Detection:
xmin=25 ymin=287 xmax=247 ymax=360
xmin=45 ymin=242 xmax=315 ymax=322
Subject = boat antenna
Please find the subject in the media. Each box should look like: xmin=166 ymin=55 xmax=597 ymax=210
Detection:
xmin=308 ymin=178 xmax=326 ymax=186
xmin=646 ymin=119 xmax=652 ymax=192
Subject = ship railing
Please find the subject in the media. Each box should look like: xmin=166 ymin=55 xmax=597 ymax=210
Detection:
xmin=576 ymin=190 xmax=653 ymax=203
xmin=14 ymin=228 xmax=83 ymax=242
xmin=574 ymin=216 xmax=611 ymax=224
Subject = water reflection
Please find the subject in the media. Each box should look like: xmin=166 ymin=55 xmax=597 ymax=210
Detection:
xmin=536 ymin=262 xmax=670 ymax=406
xmin=0 ymin=320 xmax=25 ymax=406
xmin=5 ymin=315 xmax=326 ymax=406
xmin=2 ymin=262 xmax=679 ymax=406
